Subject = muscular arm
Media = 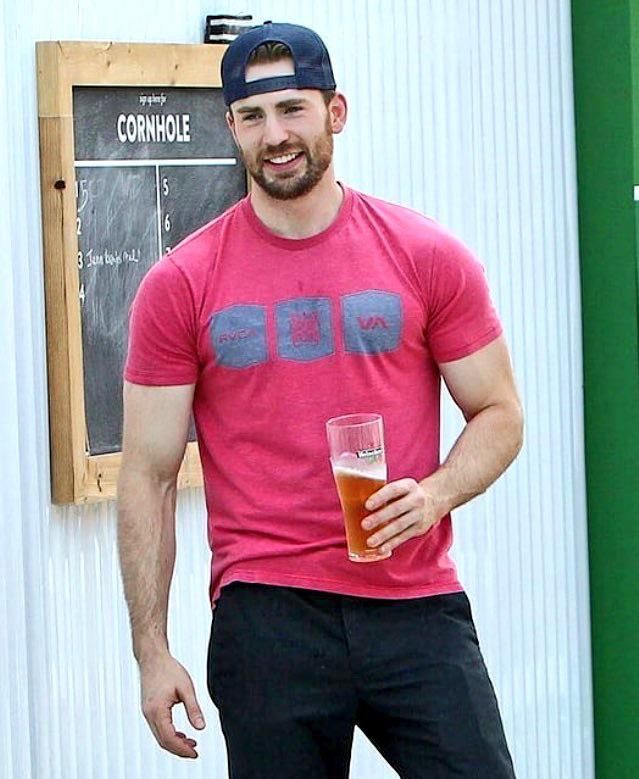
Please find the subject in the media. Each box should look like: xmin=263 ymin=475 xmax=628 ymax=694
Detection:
xmin=425 ymin=334 xmax=524 ymax=515
xmin=117 ymin=381 xmax=193 ymax=660
xmin=117 ymin=380 xmax=205 ymax=758
xmin=364 ymin=336 xmax=524 ymax=553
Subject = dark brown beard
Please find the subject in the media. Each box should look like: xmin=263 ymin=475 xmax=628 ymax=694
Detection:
xmin=241 ymin=115 xmax=334 ymax=201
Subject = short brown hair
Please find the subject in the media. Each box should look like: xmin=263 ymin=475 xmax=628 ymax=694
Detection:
xmin=248 ymin=41 xmax=292 ymax=65
xmin=247 ymin=42 xmax=336 ymax=106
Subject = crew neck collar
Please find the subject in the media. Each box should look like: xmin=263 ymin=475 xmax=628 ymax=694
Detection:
xmin=241 ymin=184 xmax=353 ymax=250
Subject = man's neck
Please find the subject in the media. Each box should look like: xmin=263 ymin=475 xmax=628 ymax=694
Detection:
xmin=249 ymin=171 xmax=344 ymax=239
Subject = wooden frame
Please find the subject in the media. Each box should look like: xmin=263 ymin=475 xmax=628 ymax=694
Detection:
xmin=36 ymin=42 xmax=226 ymax=504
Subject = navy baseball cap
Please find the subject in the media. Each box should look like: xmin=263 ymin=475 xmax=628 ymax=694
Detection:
xmin=221 ymin=22 xmax=336 ymax=107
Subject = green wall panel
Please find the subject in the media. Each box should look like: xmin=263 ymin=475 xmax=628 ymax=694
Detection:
xmin=572 ymin=1 xmax=639 ymax=777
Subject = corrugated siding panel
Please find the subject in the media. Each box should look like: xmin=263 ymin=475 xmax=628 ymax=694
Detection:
xmin=443 ymin=4 xmax=593 ymax=778
xmin=0 ymin=1 xmax=593 ymax=777
xmin=0 ymin=2 xmax=33 ymax=772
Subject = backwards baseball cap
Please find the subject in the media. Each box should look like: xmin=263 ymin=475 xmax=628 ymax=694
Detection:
xmin=221 ymin=21 xmax=336 ymax=107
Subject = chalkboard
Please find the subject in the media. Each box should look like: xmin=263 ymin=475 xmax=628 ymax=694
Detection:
xmin=73 ymin=86 xmax=246 ymax=455
xmin=38 ymin=41 xmax=231 ymax=503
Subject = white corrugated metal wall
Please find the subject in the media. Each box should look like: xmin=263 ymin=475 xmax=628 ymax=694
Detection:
xmin=0 ymin=1 xmax=593 ymax=777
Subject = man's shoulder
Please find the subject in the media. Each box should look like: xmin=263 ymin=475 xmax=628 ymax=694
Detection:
xmin=349 ymin=188 xmax=447 ymax=241
xmin=136 ymin=197 xmax=246 ymax=302
xmin=348 ymin=188 xmax=480 ymax=269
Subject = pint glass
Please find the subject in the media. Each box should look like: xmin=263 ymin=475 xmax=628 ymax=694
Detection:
xmin=326 ymin=413 xmax=391 ymax=562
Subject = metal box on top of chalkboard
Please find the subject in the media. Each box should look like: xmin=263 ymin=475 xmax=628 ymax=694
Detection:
xmin=204 ymin=14 xmax=254 ymax=44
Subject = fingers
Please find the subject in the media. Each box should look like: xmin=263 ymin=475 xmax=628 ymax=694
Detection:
xmin=362 ymin=478 xmax=438 ymax=553
xmin=374 ymin=522 xmax=427 ymax=555
xmin=180 ymin=681 xmax=206 ymax=731
xmin=147 ymin=707 xmax=200 ymax=759
xmin=175 ymin=732 xmax=198 ymax=750
xmin=142 ymin=665 xmax=205 ymax=758
xmin=157 ymin=712 xmax=198 ymax=758
xmin=368 ymin=508 xmax=427 ymax=551
xmin=363 ymin=492 xmax=417 ymax=531
xmin=364 ymin=478 xmax=425 ymax=531
xmin=365 ymin=478 xmax=416 ymax=512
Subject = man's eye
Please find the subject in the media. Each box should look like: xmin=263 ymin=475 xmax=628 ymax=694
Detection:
xmin=242 ymin=113 xmax=259 ymax=122
xmin=285 ymin=106 xmax=302 ymax=114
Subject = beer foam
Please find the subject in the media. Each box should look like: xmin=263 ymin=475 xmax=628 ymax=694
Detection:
xmin=331 ymin=462 xmax=387 ymax=481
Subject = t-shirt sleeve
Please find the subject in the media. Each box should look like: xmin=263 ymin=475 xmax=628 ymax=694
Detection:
xmin=124 ymin=258 xmax=199 ymax=385
xmin=425 ymin=229 xmax=503 ymax=363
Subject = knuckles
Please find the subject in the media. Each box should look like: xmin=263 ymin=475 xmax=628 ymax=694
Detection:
xmin=415 ymin=518 xmax=430 ymax=536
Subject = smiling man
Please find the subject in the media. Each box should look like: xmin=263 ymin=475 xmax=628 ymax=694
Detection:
xmin=232 ymin=61 xmax=336 ymax=200
xmin=118 ymin=21 xmax=523 ymax=779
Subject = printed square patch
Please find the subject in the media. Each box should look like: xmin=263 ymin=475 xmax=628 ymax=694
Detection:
xmin=209 ymin=304 xmax=268 ymax=368
xmin=275 ymin=297 xmax=334 ymax=361
xmin=342 ymin=291 xmax=402 ymax=354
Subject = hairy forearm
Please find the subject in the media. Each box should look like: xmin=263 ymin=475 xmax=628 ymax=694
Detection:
xmin=117 ymin=470 xmax=178 ymax=665
xmin=423 ymin=401 xmax=524 ymax=518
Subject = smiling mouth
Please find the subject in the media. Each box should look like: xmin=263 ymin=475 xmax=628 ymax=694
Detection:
xmin=263 ymin=151 xmax=305 ymax=169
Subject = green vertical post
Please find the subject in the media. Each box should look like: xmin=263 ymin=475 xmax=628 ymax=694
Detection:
xmin=572 ymin=1 xmax=639 ymax=777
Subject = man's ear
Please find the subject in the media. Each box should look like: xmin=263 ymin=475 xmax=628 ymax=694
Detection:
xmin=328 ymin=93 xmax=348 ymax=135
xmin=226 ymin=109 xmax=239 ymax=146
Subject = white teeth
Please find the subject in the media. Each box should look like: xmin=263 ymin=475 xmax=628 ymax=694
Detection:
xmin=267 ymin=152 xmax=299 ymax=164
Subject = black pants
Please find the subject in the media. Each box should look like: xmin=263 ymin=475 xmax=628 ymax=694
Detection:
xmin=207 ymin=583 xmax=516 ymax=779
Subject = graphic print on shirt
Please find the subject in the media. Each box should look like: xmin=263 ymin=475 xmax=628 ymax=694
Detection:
xmin=276 ymin=297 xmax=334 ymax=361
xmin=208 ymin=292 xmax=405 ymax=368
xmin=341 ymin=290 xmax=402 ymax=354
xmin=209 ymin=304 xmax=268 ymax=368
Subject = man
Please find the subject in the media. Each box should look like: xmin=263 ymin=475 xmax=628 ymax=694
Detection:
xmin=118 ymin=21 xmax=523 ymax=779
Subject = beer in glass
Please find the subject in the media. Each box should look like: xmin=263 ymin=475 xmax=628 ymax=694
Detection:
xmin=326 ymin=413 xmax=391 ymax=562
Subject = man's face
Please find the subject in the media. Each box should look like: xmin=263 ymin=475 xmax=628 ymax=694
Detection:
xmin=227 ymin=58 xmax=335 ymax=200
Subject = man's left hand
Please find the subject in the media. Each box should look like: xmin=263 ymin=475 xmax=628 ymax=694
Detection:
xmin=363 ymin=478 xmax=444 ymax=555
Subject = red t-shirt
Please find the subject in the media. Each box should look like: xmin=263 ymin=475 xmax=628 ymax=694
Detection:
xmin=125 ymin=186 xmax=502 ymax=605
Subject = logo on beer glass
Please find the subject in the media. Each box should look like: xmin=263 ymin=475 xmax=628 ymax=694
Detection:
xmin=326 ymin=414 xmax=391 ymax=563
xmin=356 ymin=446 xmax=384 ymax=461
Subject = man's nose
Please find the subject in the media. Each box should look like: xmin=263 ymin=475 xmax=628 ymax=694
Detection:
xmin=262 ymin=114 xmax=289 ymax=147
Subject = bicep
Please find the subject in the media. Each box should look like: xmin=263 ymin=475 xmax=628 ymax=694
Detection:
xmin=438 ymin=336 xmax=521 ymax=421
xmin=121 ymin=381 xmax=196 ymax=481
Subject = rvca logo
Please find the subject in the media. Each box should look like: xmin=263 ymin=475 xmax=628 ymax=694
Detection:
xmin=209 ymin=305 xmax=268 ymax=368
xmin=218 ymin=328 xmax=258 ymax=344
